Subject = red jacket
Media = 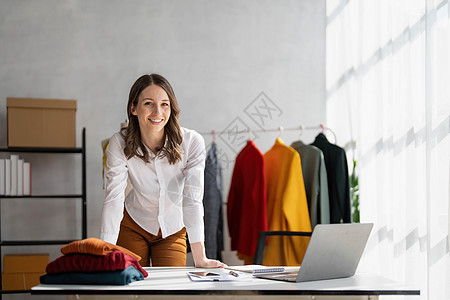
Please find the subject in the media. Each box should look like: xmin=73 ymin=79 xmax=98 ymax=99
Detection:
xmin=227 ymin=141 xmax=268 ymax=257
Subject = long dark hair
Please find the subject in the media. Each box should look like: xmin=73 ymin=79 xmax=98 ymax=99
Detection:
xmin=121 ymin=74 xmax=182 ymax=164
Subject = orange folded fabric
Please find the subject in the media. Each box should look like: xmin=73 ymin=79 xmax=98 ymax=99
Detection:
xmin=61 ymin=238 xmax=141 ymax=261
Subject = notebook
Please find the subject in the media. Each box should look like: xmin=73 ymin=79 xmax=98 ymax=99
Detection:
xmin=254 ymin=223 xmax=373 ymax=282
xmin=225 ymin=265 xmax=290 ymax=274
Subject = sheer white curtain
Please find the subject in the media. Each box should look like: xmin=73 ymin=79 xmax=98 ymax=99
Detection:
xmin=326 ymin=0 xmax=450 ymax=299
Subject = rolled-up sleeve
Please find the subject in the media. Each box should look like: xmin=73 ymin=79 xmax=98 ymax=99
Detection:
xmin=100 ymin=133 xmax=128 ymax=244
xmin=182 ymin=132 xmax=206 ymax=243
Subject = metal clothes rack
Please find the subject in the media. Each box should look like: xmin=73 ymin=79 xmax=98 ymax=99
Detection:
xmin=200 ymin=124 xmax=337 ymax=144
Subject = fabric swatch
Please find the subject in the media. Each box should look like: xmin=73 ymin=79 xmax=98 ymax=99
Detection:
xmin=61 ymin=238 xmax=141 ymax=261
xmin=46 ymin=250 xmax=147 ymax=277
xmin=40 ymin=266 xmax=144 ymax=285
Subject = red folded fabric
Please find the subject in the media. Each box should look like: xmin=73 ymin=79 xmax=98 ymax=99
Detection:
xmin=61 ymin=238 xmax=141 ymax=261
xmin=46 ymin=250 xmax=148 ymax=277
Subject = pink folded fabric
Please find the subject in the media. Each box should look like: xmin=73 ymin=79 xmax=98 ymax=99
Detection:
xmin=46 ymin=250 xmax=148 ymax=277
xmin=61 ymin=238 xmax=141 ymax=261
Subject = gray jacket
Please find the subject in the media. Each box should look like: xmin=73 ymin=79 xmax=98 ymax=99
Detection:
xmin=203 ymin=143 xmax=223 ymax=260
xmin=291 ymin=141 xmax=330 ymax=227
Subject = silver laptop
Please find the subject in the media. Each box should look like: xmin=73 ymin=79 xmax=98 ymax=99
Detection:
xmin=254 ymin=223 xmax=373 ymax=282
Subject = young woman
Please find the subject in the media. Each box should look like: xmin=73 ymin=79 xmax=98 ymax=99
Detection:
xmin=101 ymin=74 xmax=225 ymax=268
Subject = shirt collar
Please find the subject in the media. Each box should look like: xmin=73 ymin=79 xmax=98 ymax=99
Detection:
xmin=142 ymin=135 xmax=169 ymax=159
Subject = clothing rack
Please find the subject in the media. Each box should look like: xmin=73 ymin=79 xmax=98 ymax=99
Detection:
xmin=200 ymin=124 xmax=337 ymax=144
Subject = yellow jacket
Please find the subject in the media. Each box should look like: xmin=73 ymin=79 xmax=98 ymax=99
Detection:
xmin=263 ymin=138 xmax=312 ymax=266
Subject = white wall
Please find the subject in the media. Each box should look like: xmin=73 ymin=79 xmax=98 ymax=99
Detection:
xmin=0 ymin=0 xmax=325 ymax=271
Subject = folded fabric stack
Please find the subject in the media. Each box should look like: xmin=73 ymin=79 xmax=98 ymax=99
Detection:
xmin=40 ymin=238 xmax=148 ymax=285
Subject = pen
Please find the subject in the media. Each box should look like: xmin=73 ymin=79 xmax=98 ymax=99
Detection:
xmin=229 ymin=271 xmax=239 ymax=277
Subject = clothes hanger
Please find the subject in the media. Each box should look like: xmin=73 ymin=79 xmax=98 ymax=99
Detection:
xmin=277 ymin=126 xmax=284 ymax=139
xmin=298 ymin=125 xmax=304 ymax=140
xmin=318 ymin=124 xmax=337 ymax=144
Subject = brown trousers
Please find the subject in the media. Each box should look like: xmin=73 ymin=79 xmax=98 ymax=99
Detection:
xmin=117 ymin=209 xmax=187 ymax=267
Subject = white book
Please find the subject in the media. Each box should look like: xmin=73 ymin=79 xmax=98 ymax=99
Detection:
xmin=5 ymin=159 xmax=10 ymax=196
xmin=0 ymin=159 xmax=4 ymax=195
xmin=17 ymin=159 xmax=24 ymax=196
xmin=23 ymin=162 xmax=31 ymax=196
xmin=10 ymin=154 xmax=18 ymax=196
xmin=225 ymin=265 xmax=291 ymax=274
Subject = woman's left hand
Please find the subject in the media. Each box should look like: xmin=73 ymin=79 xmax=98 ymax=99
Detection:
xmin=195 ymin=258 xmax=227 ymax=268
xmin=190 ymin=242 xmax=227 ymax=268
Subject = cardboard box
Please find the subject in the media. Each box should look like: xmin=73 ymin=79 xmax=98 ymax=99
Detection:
xmin=2 ymin=272 xmax=43 ymax=291
xmin=7 ymin=97 xmax=77 ymax=148
xmin=3 ymin=253 xmax=49 ymax=274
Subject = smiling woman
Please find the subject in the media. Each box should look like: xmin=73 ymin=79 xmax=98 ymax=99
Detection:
xmin=123 ymin=74 xmax=182 ymax=165
xmin=100 ymin=74 xmax=226 ymax=269
xmin=131 ymin=84 xmax=172 ymax=154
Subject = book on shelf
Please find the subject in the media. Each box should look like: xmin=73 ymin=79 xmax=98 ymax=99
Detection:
xmin=23 ymin=162 xmax=31 ymax=196
xmin=5 ymin=158 xmax=10 ymax=196
xmin=17 ymin=158 xmax=23 ymax=196
xmin=0 ymin=159 xmax=4 ymax=195
xmin=10 ymin=154 xmax=18 ymax=196
xmin=0 ymin=155 xmax=32 ymax=196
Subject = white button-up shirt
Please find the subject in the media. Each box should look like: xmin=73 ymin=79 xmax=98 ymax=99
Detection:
xmin=100 ymin=127 xmax=206 ymax=245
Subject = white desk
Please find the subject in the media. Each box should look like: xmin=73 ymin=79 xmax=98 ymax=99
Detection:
xmin=32 ymin=267 xmax=420 ymax=300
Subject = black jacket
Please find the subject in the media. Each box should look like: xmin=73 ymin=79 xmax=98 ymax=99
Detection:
xmin=311 ymin=133 xmax=351 ymax=223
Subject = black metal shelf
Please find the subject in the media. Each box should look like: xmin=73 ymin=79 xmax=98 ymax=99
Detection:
xmin=0 ymin=147 xmax=82 ymax=153
xmin=0 ymin=128 xmax=87 ymax=297
xmin=1 ymin=290 xmax=33 ymax=294
xmin=1 ymin=240 xmax=77 ymax=246
xmin=1 ymin=195 xmax=83 ymax=199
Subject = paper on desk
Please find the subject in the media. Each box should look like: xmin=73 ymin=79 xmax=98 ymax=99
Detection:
xmin=186 ymin=269 xmax=252 ymax=282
